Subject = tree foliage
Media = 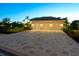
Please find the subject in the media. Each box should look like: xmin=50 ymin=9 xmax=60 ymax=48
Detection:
xmin=63 ymin=18 xmax=69 ymax=28
xmin=0 ymin=17 xmax=32 ymax=33
xmin=70 ymin=20 xmax=79 ymax=30
xmin=2 ymin=17 xmax=11 ymax=24
xmin=11 ymin=21 xmax=24 ymax=28
xmin=0 ymin=18 xmax=11 ymax=31
xmin=25 ymin=22 xmax=32 ymax=30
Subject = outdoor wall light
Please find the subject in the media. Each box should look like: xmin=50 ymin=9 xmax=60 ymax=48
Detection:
xmin=60 ymin=24 xmax=63 ymax=26
xmin=32 ymin=24 xmax=34 ymax=26
xmin=50 ymin=24 xmax=52 ymax=26
xmin=40 ymin=24 xmax=43 ymax=26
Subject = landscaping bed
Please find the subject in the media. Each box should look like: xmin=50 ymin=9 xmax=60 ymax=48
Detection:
xmin=64 ymin=30 xmax=79 ymax=43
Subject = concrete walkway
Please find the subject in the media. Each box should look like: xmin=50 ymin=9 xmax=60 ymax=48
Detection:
xmin=0 ymin=30 xmax=79 ymax=56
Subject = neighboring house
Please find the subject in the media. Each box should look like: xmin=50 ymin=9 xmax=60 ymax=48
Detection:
xmin=30 ymin=17 xmax=66 ymax=30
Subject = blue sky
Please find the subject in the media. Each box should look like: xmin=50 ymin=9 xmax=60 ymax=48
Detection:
xmin=0 ymin=3 xmax=79 ymax=22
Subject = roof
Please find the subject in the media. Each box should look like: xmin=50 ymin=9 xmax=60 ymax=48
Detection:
xmin=30 ymin=16 xmax=67 ymax=21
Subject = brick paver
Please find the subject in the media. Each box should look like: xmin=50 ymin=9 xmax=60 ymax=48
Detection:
xmin=0 ymin=30 xmax=79 ymax=56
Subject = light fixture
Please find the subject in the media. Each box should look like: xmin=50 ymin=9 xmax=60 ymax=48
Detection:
xmin=32 ymin=24 xmax=34 ymax=26
xmin=60 ymin=24 xmax=63 ymax=26
xmin=50 ymin=24 xmax=52 ymax=26
xmin=40 ymin=24 xmax=43 ymax=26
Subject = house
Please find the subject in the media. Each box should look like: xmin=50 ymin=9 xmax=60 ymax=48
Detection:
xmin=30 ymin=17 xmax=66 ymax=30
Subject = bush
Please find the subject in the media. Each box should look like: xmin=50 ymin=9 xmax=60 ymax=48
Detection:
xmin=11 ymin=21 xmax=24 ymax=28
xmin=24 ymin=22 xmax=32 ymax=30
xmin=8 ymin=27 xmax=26 ymax=33
xmin=0 ymin=17 xmax=33 ymax=34
xmin=70 ymin=20 xmax=79 ymax=30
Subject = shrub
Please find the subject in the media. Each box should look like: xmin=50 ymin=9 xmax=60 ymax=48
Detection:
xmin=70 ymin=20 xmax=79 ymax=30
xmin=0 ymin=18 xmax=29 ymax=34
xmin=8 ymin=27 xmax=26 ymax=33
xmin=24 ymin=22 xmax=32 ymax=30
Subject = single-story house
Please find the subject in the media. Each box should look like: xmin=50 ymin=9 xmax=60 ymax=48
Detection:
xmin=30 ymin=17 xmax=66 ymax=30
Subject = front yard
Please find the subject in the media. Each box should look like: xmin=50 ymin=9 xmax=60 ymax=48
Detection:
xmin=0 ymin=30 xmax=79 ymax=56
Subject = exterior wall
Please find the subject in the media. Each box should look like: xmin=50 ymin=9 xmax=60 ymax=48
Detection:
xmin=31 ymin=20 xmax=65 ymax=30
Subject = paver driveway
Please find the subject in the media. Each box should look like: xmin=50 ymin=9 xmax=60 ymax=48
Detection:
xmin=0 ymin=30 xmax=79 ymax=56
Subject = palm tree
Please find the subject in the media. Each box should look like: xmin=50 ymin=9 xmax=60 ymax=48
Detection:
xmin=23 ymin=16 xmax=29 ymax=23
xmin=2 ymin=17 xmax=11 ymax=24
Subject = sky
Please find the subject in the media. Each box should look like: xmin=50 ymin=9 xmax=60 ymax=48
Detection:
xmin=0 ymin=3 xmax=79 ymax=22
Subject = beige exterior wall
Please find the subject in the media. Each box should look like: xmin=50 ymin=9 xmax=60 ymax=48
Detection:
xmin=31 ymin=20 xmax=65 ymax=30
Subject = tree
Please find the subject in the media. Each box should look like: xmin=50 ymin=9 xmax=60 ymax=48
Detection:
xmin=2 ymin=17 xmax=11 ymax=29
xmin=2 ymin=17 xmax=11 ymax=24
xmin=70 ymin=20 xmax=79 ymax=30
xmin=25 ymin=22 xmax=32 ymax=30
xmin=63 ymin=18 xmax=69 ymax=28
xmin=62 ymin=18 xmax=70 ymax=32
xmin=0 ymin=18 xmax=11 ymax=32
xmin=23 ymin=16 xmax=29 ymax=23
xmin=11 ymin=21 xmax=24 ymax=28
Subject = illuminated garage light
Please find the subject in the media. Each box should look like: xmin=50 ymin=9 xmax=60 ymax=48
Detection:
xmin=50 ymin=24 xmax=52 ymax=26
xmin=60 ymin=24 xmax=63 ymax=26
xmin=32 ymin=24 xmax=34 ymax=26
xmin=40 ymin=24 xmax=43 ymax=26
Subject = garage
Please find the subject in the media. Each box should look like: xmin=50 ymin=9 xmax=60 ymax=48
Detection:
xmin=30 ymin=17 xmax=66 ymax=30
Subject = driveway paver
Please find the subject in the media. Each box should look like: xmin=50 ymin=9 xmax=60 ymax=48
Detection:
xmin=0 ymin=30 xmax=79 ymax=56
